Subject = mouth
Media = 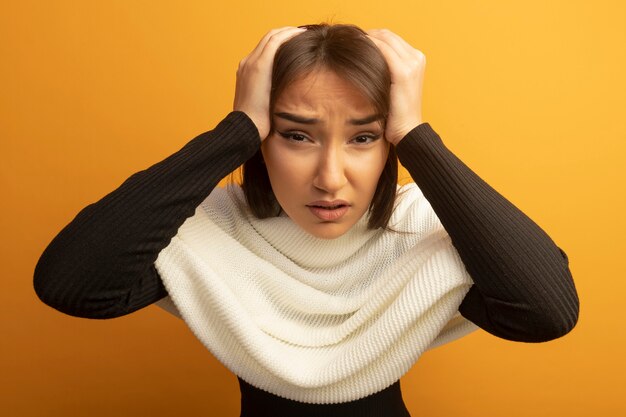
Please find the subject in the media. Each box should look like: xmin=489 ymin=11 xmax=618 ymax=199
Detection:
xmin=307 ymin=204 xmax=348 ymax=210
xmin=307 ymin=200 xmax=350 ymax=208
xmin=306 ymin=201 xmax=350 ymax=221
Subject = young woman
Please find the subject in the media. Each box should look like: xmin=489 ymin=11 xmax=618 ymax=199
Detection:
xmin=34 ymin=24 xmax=579 ymax=416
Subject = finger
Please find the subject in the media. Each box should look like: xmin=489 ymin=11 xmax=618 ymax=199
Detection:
xmin=252 ymin=26 xmax=297 ymax=54
xmin=367 ymin=29 xmax=422 ymax=61
xmin=256 ymin=26 xmax=307 ymax=63
xmin=366 ymin=29 xmax=414 ymax=57
xmin=367 ymin=35 xmax=406 ymax=77
xmin=248 ymin=26 xmax=306 ymax=64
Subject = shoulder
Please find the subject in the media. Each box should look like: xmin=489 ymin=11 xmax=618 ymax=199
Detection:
xmin=184 ymin=184 xmax=252 ymax=233
xmin=198 ymin=184 xmax=247 ymax=214
xmin=387 ymin=182 xmax=444 ymax=234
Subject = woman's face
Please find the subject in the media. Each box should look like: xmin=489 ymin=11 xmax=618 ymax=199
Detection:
xmin=261 ymin=69 xmax=389 ymax=239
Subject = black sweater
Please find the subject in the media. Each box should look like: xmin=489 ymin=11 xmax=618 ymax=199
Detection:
xmin=33 ymin=111 xmax=579 ymax=417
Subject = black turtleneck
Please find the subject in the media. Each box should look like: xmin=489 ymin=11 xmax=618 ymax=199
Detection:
xmin=33 ymin=111 xmax=579 ymax=416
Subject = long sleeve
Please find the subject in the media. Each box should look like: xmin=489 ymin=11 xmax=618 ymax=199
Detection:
xmin=33 ymin=111 xmax=261 ymax=319
xmin=396 ymin=123 xmax=579 ymax=343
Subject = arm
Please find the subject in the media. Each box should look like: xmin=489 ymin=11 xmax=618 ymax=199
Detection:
xmin=34 ymin=26 xmax=307 ymax=320
xmin=33 ymin=112 xmax=260 ymax=319
xmin=396 ymin=123 xmax=579 ymax=343
xmin=366 ymin=29 xmax=578 ymax=343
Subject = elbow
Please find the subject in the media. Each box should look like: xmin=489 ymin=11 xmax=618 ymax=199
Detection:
xmin=33 ymin=254 xmax=72 ymax=315
xmin=33 ymin=256 xmax=128 ymax=320
xmin=34 ymin=281 xmax=130 ymax=320
xmin=522 ymin=307 xmax=579 ymax=343
xmin=533 ymin=257 xmax=580 ymax=342
xmin=515 ymin=252 xmax=580 ymax=343
xmin=487 ymin=307 xmax=579 ymax=343
xmin=471 ymin=272 xmax=581 ymax=344
xmin=508 ymin=290 xmax=580 ymax=343
xmin=539 ymin=293 xmax=580 ymax=342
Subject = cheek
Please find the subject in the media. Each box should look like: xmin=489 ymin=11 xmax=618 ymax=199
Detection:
xmin=370 ymin=144 xmax=389 ymax=171
xmin=261 ymin=141 xmax=310 ymax=194
xmin=351 ymin=145 xmax=389 ymax=187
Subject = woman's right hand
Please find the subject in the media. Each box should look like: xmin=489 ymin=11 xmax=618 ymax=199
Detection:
xmin=233 ymin=26 xmax=307 ymax=141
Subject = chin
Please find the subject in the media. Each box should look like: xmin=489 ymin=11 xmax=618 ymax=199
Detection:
xmin=305 ymin=224 xmax=350 ymax=240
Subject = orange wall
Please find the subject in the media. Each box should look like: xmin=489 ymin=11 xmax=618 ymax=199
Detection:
xmin=2 ymin=1 xmax=624 ymax=416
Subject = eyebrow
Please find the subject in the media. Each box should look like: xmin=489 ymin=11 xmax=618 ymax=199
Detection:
xmin=274 ymin=112 xmax=383 ymax=126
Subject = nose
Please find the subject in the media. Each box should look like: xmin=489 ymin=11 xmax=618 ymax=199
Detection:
xmin=312 ymin=145 xmax=348 ymax=194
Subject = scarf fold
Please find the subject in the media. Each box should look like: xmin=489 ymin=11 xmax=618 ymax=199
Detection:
xmin=154 ymin=183 xmax=479 ymax=404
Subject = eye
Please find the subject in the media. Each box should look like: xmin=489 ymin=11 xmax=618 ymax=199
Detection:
xmin=351 ymin=134 xmax=382 ymax=145
xmin=278 ymin=131 xmax=310 ymax=143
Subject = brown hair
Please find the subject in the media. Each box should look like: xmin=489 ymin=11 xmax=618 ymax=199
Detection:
xmin=238 ymin=23 xmax=398 ymax=230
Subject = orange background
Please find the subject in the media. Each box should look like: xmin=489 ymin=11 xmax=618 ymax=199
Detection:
xmin=2 ymin=1 xmax=624 ymax=416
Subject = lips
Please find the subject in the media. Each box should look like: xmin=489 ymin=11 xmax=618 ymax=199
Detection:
xmin=307 ymin=200 xmax=350 ymax=221
xmin=307 ymin=200 xmax=350 ymax=208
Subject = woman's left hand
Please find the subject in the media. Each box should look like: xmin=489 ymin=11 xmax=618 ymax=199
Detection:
xmin=366 ymin=29 xmax=426 ymax=146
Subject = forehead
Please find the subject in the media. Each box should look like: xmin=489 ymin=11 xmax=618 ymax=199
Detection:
xmin=275 ymin=69 xmax=375 ymax=113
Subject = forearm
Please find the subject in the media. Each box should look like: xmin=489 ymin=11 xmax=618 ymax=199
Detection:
xmin=34 ymin=111 xmax=260 ymax=319
xmin=396 ymin=123 xmax=579 ymax=342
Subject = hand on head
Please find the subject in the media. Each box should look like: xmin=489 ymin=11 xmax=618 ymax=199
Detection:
xmin=233 ymin=25 xmax=425 ymax=146
xmin=234 ymin=24 xmax=412 ymax=239
xmin=233 ymin=26 xmax=307 ymax=141
xmin=366 ymin=29 xmax=425 ymax=145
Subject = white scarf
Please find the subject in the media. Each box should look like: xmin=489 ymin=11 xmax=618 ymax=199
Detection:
xmin=154 ymin=183 xmax=479 ymax=404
